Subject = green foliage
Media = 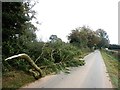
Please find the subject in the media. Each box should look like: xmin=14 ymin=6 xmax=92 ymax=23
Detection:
xmin=2 ymin=2 xmax=38 ymax=72
xmin=32 ymin=40 xmax=86 ymax=76
xmin=96 ymin=29 xmax=110 ymax=48
xmin=3 ymin=33 xmax=87 ymax=80
xmin=65 ymin=59 xmax=85 ymax=67
xmin=68 ymin=26 xmax=109 ymax=50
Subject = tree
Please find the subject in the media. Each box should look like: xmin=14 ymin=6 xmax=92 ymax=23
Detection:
xmin=2 ymin=2 xmax=37 ymax=57
xmin=49 ymin=35 xmax=58 ymax=43
xmin=49 ymin=35 xmax=62 ymax=43
xmin=2 ymin=2 xmax=38 ymax=72
xmin=96 ymin=29 xmax=110 ymax=48
xmin=68 ymin=26 xmax=100 ymax=49
xmin=68 ymin=29 xmax=81 ymax=46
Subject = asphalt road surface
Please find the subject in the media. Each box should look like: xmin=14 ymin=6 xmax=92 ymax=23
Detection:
xmin=21 ymin=50 xmax=113 ymax=88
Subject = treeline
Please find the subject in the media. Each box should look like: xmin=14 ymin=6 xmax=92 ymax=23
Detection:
xmin=108 ymin=44 xmax=120 ymax=50
xmin=106 ymin=44 xmax=120 ymax=61
xmin=2 ymin=2 xmax=109 ymax=79
xmin=68 ymin=26 xmax=109 ymax=50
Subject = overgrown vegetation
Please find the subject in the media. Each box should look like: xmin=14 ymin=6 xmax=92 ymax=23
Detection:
xmin=101 ymin=49 xmax=120 ymax=89
xmin=2 ymin=1 xmax=111 ymax=89
xmin=2 ymin=40 xmax=88 ymax=89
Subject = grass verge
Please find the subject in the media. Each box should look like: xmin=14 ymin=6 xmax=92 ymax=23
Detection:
xmin=2 ymin=70 xmax=36 ymax=89
xmin=101 ymin=50 xmax=120 ymax=89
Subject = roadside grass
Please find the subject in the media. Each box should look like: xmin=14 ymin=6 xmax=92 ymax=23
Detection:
xmin=101 ymin=50 xmax=120 ymax=89
xmin=2 ymin=70 xmax=36 ymax=89
xmin=2 ymin=52 xmax=88 ymax=89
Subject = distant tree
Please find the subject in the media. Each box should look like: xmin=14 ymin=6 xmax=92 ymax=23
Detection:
xmin=49 ymin=35 xmax=58 ymax=42
xmin=68 ymin=26 xmax=101 ymax=49
xmin=68 ymin=29 xmax=81 ymax=46
xmin=96 ymin=29 xmax=110 ymax=48
xmin=49 ymin=35 xmax=62 ymax=43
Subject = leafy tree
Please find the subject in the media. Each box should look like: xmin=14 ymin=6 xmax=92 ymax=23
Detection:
xmin=68 ymin=28 xmax=87 ymax=47
xmin=2 ymin=2 xmax=37 ymax=54
xmin=2 ymin=2 xmax=38 ymax=72
xmin=68 ymin=26 xmax=101 ymax=49
xmin=49 ymin=35 xmax=62 ymax=43
xmin=96 ymin=29 xmax=110 ymax=48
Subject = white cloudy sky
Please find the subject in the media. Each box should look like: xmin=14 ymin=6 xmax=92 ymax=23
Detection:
xmin=33 ymin=0 xmax=119 ymax=44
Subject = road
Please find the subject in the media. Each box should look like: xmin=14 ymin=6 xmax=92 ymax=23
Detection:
xmin=21 ymin=50 xmax=113 ymax=88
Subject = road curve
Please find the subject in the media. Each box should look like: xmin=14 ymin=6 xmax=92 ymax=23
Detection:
xmin=21 ymin=50 xmax=113 ymax=88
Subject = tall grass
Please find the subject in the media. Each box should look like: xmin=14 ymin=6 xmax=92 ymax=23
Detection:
xmin=101 ymin=50 xmax=120 ymax=89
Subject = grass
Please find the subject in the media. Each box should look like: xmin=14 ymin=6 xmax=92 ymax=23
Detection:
xmin=101 ymin=50 xmax=120 ymax=89
xmin=2 ymin=70 xmax=36 ymax=89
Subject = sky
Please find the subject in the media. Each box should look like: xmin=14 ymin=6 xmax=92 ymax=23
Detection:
xmin=32 ymin=0 xmax=119 ymax=44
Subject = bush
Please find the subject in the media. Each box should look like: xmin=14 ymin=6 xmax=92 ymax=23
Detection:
xmin=3 ymin=40 xmax=87 ymax=79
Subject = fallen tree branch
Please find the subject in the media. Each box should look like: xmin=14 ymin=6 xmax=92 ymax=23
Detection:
xmin=5 ymin=53 xmax=43 ymax=77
